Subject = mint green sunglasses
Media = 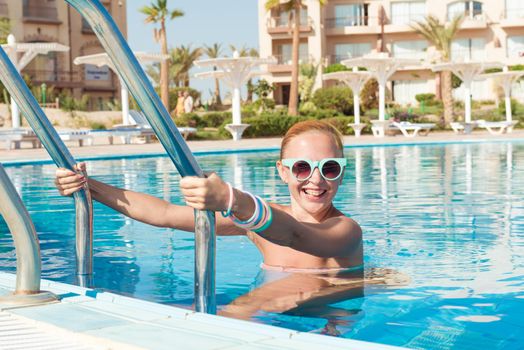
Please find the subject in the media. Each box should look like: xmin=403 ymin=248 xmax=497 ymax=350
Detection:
xmin=281 ymin=158 xmax=347 ymax=182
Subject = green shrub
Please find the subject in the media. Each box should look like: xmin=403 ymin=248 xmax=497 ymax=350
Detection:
xmin=415 ymin=93 xmax=436 ymax=103
xmin=324 ymin=63 xmax=350 ymax=74
xmin=323 ymin=116 xmax=352 ymax=135
xmin=89 ymin=122 xmax=107 ymax=130
xmin=299 ymin=101 xmax=317 ymax=115
xmin=201 ymin=112 xmax=231 ymax=128
xmin=300 ymin=108 xmax=342 ymax=119
xmin=312 ymin=86 xmax=353 ymax=115
xmin=226 ymin=115 xmax=310 ymax=138
xmin=251 ymin=98 xmax=276 ymax=112
xmin=175 ymin=113 xmax=204 ymax=128
xmin=360 ymin=79 xmax=379 ymax=111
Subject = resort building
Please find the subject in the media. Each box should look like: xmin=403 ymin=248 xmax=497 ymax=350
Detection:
xmin=258 ymin=0 xmax=524 ymax=105
xmin=0 ymin=0 xmax=127 ymax=110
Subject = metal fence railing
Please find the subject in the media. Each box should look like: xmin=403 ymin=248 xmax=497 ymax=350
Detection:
xmin=23 ymin=5 xmax=59 ymax=21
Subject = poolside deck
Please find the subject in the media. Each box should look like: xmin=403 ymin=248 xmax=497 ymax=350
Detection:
xmin=0 ymin=272 xmax=404 ymax=350
xmin=1 ymin=129 xmax=524 ymax=163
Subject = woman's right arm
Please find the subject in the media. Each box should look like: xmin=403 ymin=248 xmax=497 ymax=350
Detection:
xmin=55 ymin=164 xmax=246 ymax=235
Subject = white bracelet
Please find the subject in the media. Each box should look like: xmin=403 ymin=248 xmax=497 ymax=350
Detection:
xmin=221 ymin=182 xmax=234 ymax=217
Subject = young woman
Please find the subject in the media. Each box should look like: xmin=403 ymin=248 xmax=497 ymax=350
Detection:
xmin=55 ymin=120 xmax=375 ymax=328
xmin=56 ymin=120 xmax=363 ymax=271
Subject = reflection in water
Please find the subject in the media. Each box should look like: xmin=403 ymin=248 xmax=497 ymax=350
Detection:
xmin=0 ymin=143 xmax=524 ymax=349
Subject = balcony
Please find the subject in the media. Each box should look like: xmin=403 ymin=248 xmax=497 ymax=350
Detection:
xmin=386 ymin=13 xmax=426 ymax=33
xmin=23 ymin=69 xmax=82 ymax=88
xmin=460 ymin=14 xmax=488 ymax=29
xmin=23 ymin=4 xmax=61 ymax=24
xmin=325 ymin=16 xmax=379 ymax=35
xmin=500 ymin=8 xmax=524 ymax=28
xmin=267 ymin=16 xmax=313 ymax=35
xmin=268 ymin=54 xmax=311 ymax=73
xmin=0 ymin=3 xmax=8 ymax=18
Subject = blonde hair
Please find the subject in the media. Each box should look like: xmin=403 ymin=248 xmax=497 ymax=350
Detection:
xmin=280 ymin=120 xmax=344 ymax=159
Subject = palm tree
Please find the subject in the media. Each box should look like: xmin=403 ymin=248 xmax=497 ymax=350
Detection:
xmin=140 ymin=0 xmax=184 ymax=109
xmin=204 ymin=43 xmax=223 ymax=105
xmin=171 ymin=45 xmax=202 ymax=87
xmin=411 ymin=15 xmax=463 ymax=127
xmin=265 ymin=0 xmax=326 ymax=115
xmin=0 ymin=18 xmax=9 ymax=44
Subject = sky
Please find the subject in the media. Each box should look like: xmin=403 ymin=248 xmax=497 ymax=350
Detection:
xmin=126 ymin=0 xmax=260 ymax=101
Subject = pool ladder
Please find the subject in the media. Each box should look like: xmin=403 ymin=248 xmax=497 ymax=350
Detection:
xmin=0 ymin=0 xmax=216 ymax=314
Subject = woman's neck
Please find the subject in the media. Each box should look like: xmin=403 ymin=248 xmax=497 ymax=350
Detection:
xmin=290 ymin=202 xmax=336 ymax=223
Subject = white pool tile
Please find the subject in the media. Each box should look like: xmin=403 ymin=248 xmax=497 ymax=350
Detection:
xmin=85 ymin=323 xmax=245 ymax=350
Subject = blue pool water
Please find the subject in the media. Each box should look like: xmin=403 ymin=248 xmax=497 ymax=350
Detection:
xmin=1 ymin=142 xmax=524 ymax=349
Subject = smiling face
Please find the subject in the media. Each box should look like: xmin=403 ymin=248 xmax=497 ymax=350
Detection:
xmin=277 ymin=131 xmax=344 ymax=221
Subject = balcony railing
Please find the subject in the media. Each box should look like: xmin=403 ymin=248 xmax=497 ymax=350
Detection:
xmin=273 ymin=54 xmax=311 ymax=65
xmin=0 ymin=3 xmax=8 ymax=17
xmin=23 ymin=69 xmax=81 ymax=84
xmin=325 ymin=16 xmax=370 ymax=28
xmin=390 ymin=13 xmax=426 ymax=26
xmin=392 ymin=50 xmax=427 ymax=60
xmin=505 ymin=8 xmax=524 ymax=19
xmin=267 ymin=16 xmax=313 ymax=33
xmin=329 ymin=53 xmax=370 ymax=64
xmin=23 ymin=5 xmax=59 ymax=22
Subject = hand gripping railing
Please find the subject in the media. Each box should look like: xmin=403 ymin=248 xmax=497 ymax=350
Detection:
xmin=0 ymin=46 xmax=94 ymax=287
xmin=65 ymin=0 xmax=216 ymax=314
xmin=0 ymin=164 xmax=57 ymax=305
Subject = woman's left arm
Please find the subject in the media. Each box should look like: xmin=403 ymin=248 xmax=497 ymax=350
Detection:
xmin=259 ymin=206 xmax=362 ymax=258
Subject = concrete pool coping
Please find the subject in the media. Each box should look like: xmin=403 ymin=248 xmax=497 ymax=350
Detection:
xmin=0 ymin=272 xmax=406 ymax=350
xmin=1 ymin=129 xmax=524 ymax=165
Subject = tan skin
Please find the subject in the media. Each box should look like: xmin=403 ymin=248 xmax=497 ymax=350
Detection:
xmin=55 ymin=131 xmax=363 ymax=269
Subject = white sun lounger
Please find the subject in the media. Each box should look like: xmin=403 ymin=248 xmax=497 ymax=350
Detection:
xmin=450 ymin=121 xmax=477 ymax=134
xmin=0 ymin=128 xmax=41 ymax=150
xmin=370 ymin=120 xmax=393 ymax=137
xmin=58 ymin=130 xmax=93 ymax=147
xmin=391 ymin=122 xmax=436 ymax=137
xmin=115 ymin=110 xmax=196 ymax=141
xmin=476 ymin=120 xmax=518 ymax=135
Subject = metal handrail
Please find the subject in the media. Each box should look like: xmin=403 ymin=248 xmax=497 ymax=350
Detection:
xmin=0 ymin=46 xmax=94 ymax=287
xmin=0 ymin=164 xmax=40 ymax=293
xmin=65 ymin=0 xmax=216 ymax=314
xmin=0 ymin=164 xmax=58 ymax=306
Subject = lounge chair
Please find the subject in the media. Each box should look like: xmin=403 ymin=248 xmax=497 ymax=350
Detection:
xmin=476 ymin=120 xmax=517 ymax=135
xmin=116 ymin=110 xmax=196 ymax=141
xmin=370 ymin=120 xmax=393 ymax=137
xmin=0 ymin=128 xmax=41 ymax=150
xmin=450 ymin=122 xmax=477 ymax=134
xmin=391 ymin=122 xmax=436 ymax=137
xmin=58 ymin=130 xmax=93 ymax=147
xmin=87 ymin=128 xmax=142 ymax=145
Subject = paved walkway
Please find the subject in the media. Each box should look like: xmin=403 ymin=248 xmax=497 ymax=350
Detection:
xmin=1 ymin=130 xmax=524 ymax=163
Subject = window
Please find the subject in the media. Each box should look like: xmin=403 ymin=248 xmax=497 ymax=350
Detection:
xmin=334 ymin=43 xmax=372 ymax=63
xmin=333 ymin=4 xmax=368 ymax=27
xmin=507 ymin=36 xmax=524 ymax=58
xmin=393 ymin=80 xmax=428 ymax=105
xmin=278 ymin=43 xmax=308 ymax=64
xmin=448 ymin=1 xmax=483 ymax=21
xmin=451 ymin=38 xmax=485 ymax=61
xmin=391 ymin=1 xmax=426 ymax=25
xmin=392 ymin=40 xmax=427 ymax=59
xmin=506 ymin=0 xmax=524 ymax=19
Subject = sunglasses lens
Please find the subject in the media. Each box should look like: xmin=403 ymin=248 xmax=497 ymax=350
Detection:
xmin=321 ymin=160 xmax=342 ymax=180
xmin=292 ymin=161 xmax=312 ymax=181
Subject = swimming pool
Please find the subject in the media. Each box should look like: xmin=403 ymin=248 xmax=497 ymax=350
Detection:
xmin=1 ymin=142 xmax=523 ymax=349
